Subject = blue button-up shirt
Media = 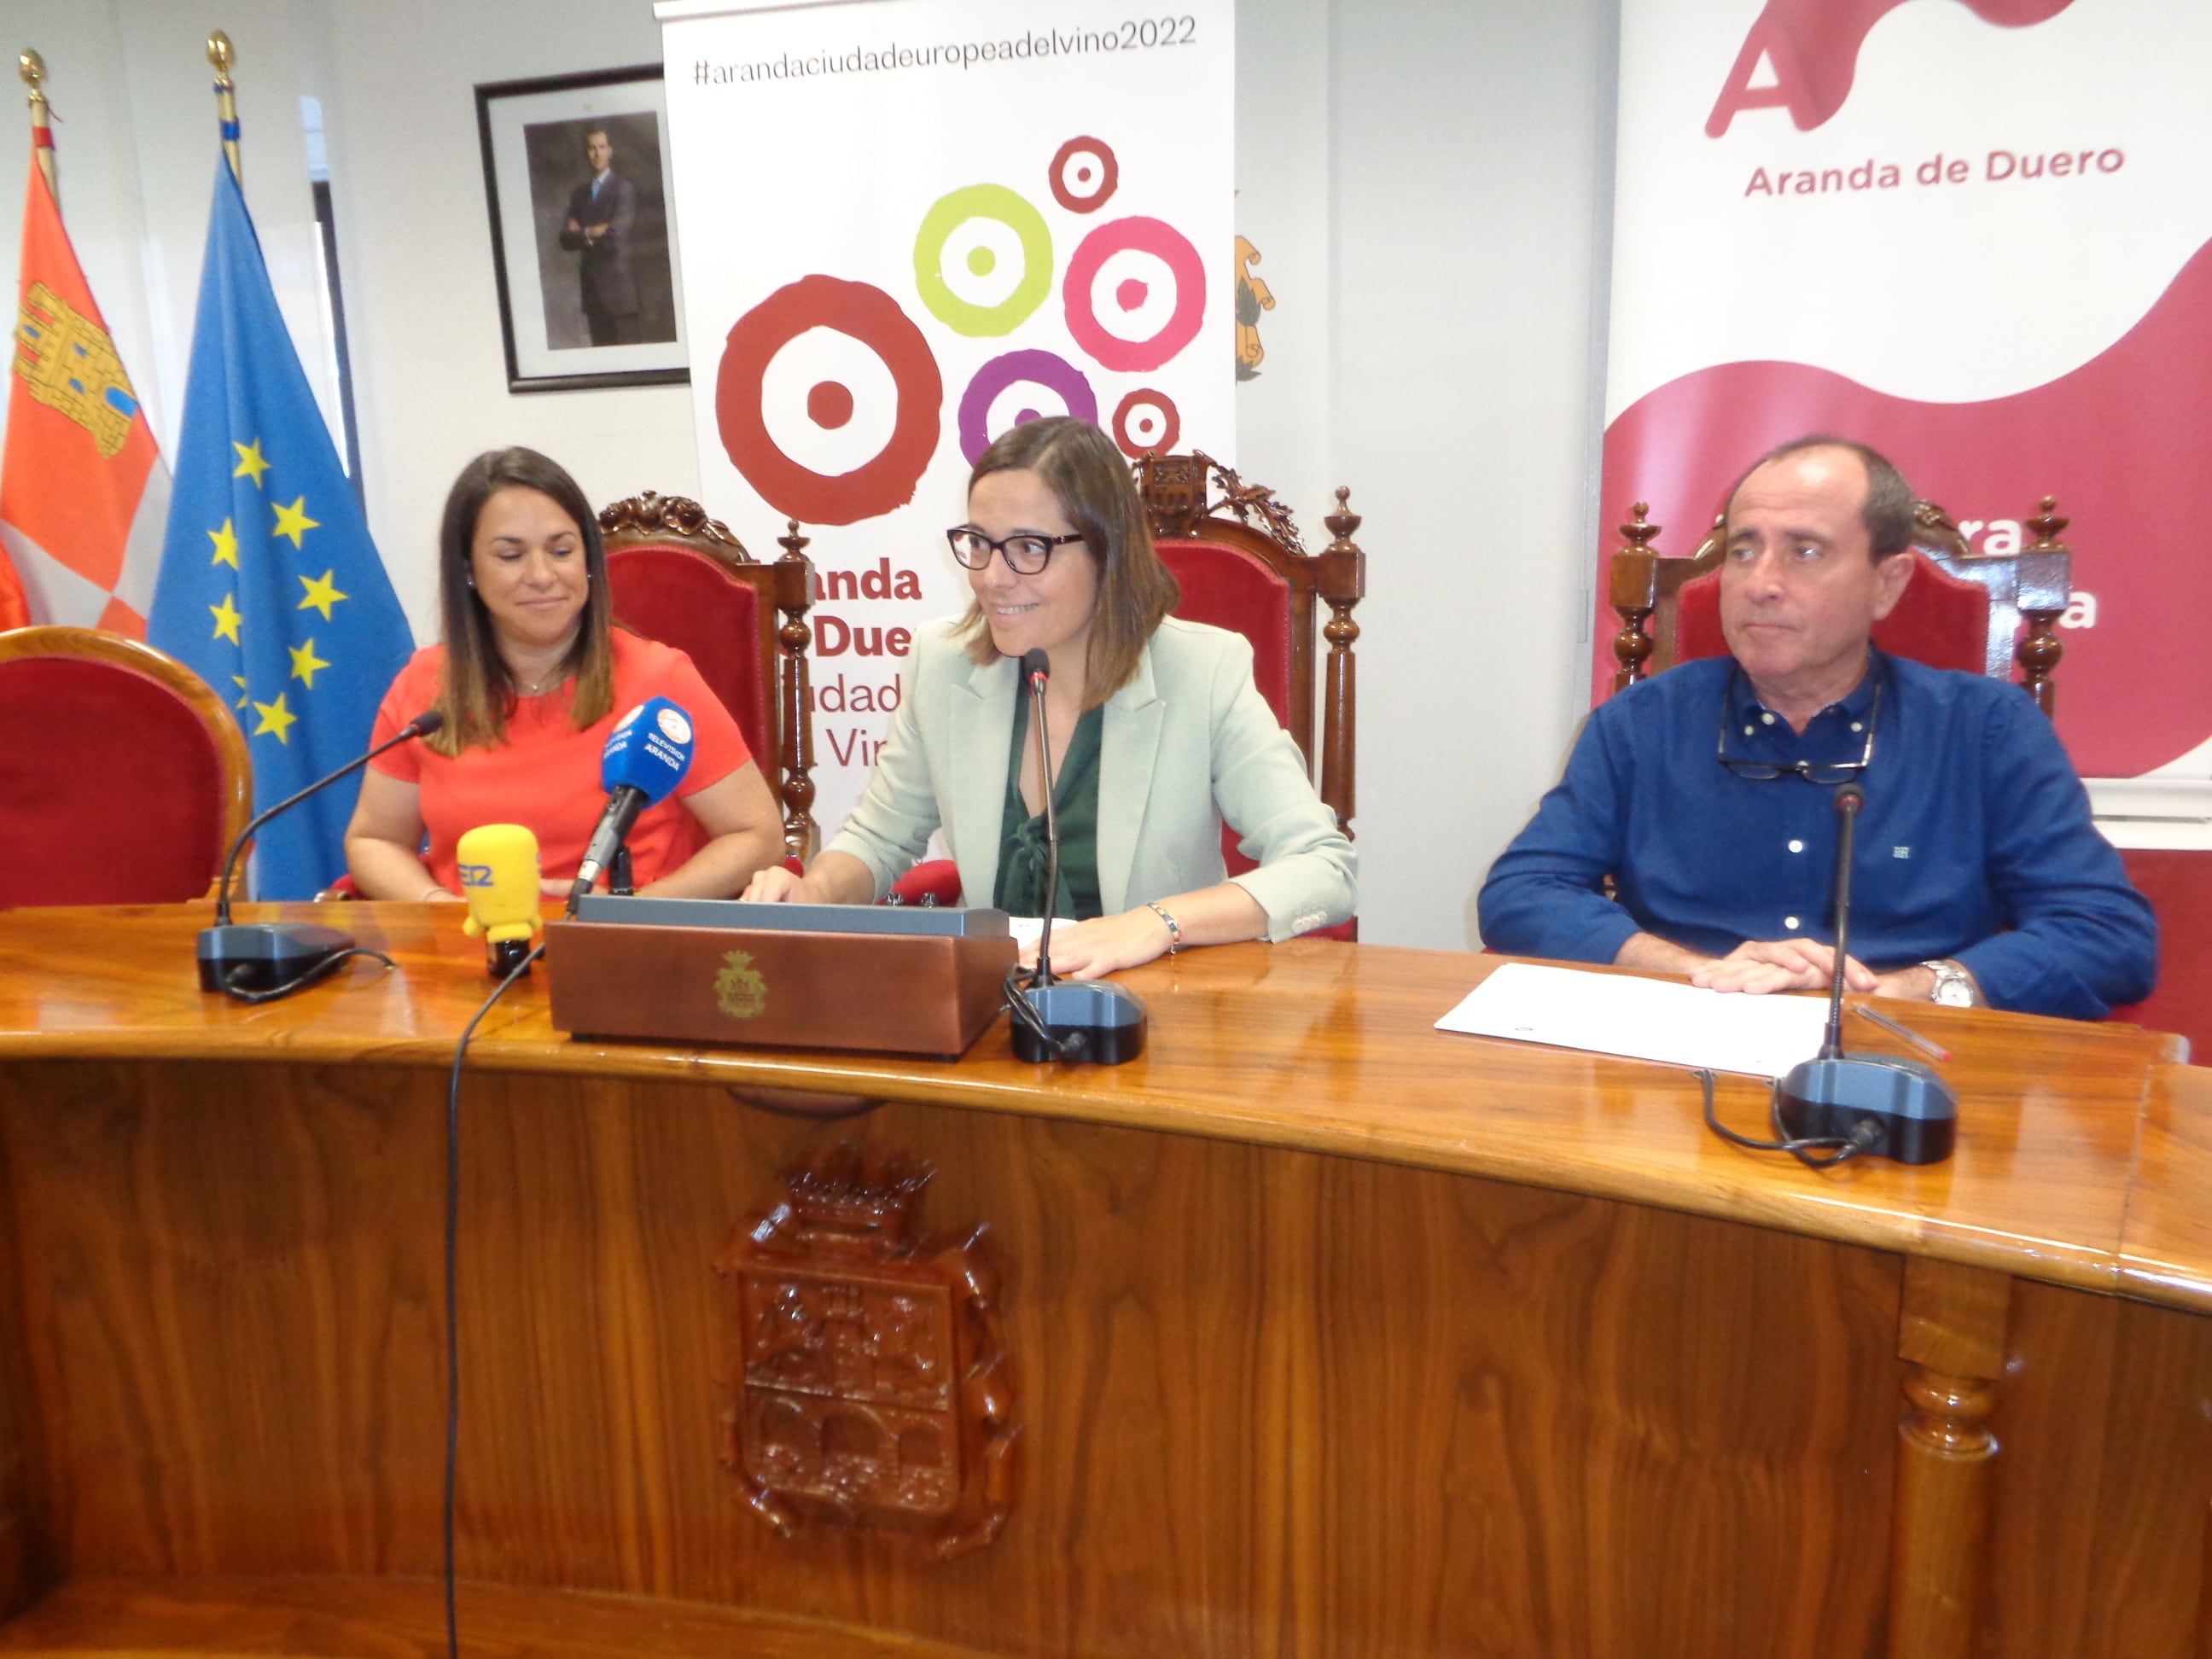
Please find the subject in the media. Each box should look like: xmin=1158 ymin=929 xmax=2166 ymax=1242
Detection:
xmin=1477 ymin=652 xmax=2157 ymax=1019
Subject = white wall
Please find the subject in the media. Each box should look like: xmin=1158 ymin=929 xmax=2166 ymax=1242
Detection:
xmin=311 ymin=0 xmax=703 ymax=646
xmin=1237 ymin=0 xmax=1614 ymax=949
xmin=0 ymin=0 xmax=1615 ymax=953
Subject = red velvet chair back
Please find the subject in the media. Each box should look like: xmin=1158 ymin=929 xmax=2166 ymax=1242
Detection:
xmin=1137 ymin=452 xmax=1365 ymax=885
xmin=598 ymin=493 xmax=819 ymax=859
xmin=2111 ymin=848 xmax=2211 ymax=1060
xmin=0 ymin=627 xmax=251 ymax=907
xmin=1155 ymin=539 xmax=1296 ymax=734
xmin=606 ymin=546 xmax=771 ymax=756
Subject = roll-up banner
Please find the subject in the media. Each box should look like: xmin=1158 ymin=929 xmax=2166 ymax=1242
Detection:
xmin=657 ymin=0 xmax=1234 ymax=836
xmin=1600 ymin=0 xmax=2212 ymax=812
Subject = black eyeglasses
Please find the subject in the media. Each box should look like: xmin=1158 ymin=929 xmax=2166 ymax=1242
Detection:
xmin=1716 ymin=671 xmax=1880 ymax=783
xmin=946 ymin=527 xmax=1086 ymax=574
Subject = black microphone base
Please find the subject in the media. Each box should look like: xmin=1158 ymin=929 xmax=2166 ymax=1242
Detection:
xmin=1778 ymin=1054 xmax=1959 ymax=1165
xmin=1010 ymin=980 xmax=1147 ymax=1065
xmin=486 ymin=937 xmax=534 ymax=978
xmin=197 ymin=923 xmax=356 ymax=996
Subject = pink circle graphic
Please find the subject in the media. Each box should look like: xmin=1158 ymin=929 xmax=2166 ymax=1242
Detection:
xmin=1048 ymin=135 xmax=1120 ymax=214
xmin=1062 ymin=218 xmax=1206 ymax=375
xmin=1111 ymin=387 xmax=1180 ymax=458
xmin=715 ymin=276 xmax=941 ymax=527
xmin=958 ymin=349 xmax=1097 ymax=464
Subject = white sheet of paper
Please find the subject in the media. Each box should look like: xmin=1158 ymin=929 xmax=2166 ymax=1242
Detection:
xmin=1435 ymin=961 xmax=1831 ymax=1079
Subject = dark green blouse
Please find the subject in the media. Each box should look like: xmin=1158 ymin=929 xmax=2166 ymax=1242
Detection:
xmin=992 ymin=697 xmax=1105 ymax=919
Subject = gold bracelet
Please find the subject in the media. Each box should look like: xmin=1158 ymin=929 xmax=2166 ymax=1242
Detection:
xmin=1144 ymin=900 xmax=1182 ymax=954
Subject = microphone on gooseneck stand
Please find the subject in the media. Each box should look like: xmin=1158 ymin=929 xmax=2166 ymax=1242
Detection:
xmin=196 ymin=709 xmax=446 ymax=998
xmin=1006 ymin=649 xmax=1147 ymax=1065
xmin=567 ymin=697 xmax=695 ymax=915
xmin=1027 ymin=649 xmax=1062 ymax=992
xmin=1773 ymin=783 xmax=1959 ymax=1164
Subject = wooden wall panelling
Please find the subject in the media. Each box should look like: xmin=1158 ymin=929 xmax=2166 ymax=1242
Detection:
xmin=1984 ymin=1278 xmax=2212 ymax=1659
xmin=5 ymin=1057 xmax=450 ymax=1579
xmin=0 ymin=1091 xmax=48 ymax=1619
xmin=0 ymin=1573 xmax=999 ymax=1656
xmin=1303 ymin=1168 xmax=1904 ymax=1657
xmin=3 ymin=1045 xmax=2209 ymax=1657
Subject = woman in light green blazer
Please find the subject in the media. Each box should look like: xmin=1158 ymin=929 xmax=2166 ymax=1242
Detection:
xmin=742 ymin=417 xmax=1355 ymax=979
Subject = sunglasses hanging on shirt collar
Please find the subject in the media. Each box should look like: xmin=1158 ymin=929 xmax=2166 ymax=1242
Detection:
xmin=1715 ymin=667 xmax=1880 ymax=784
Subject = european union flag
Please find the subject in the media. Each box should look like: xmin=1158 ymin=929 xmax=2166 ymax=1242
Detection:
xmin=149 ymin=159 xmax=412 ymax=899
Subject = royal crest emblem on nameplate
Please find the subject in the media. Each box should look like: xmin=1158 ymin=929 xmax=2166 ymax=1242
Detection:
xmin=713 ymin=1148 xmax=1016 ymax=1557
xmin=714 ymin=949 xmax=766 ymax=1020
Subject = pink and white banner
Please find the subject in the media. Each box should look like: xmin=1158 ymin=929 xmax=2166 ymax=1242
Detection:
xmin=657 ymin=0 xmax=1234 ymax=837
xmin=1600 ymin=0 xmax=2212 ymax=795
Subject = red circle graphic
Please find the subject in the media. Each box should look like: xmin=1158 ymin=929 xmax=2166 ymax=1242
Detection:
xmin=1111 ymin=387 xmax=1180 ymax=458
xmin=1062 ymin=218 xmax=1206 ymax=375
xmin=716 ymin=276 xmax=942 ymax=526
xmin=806 ymin=381 xmax=854 ymax=429
xmin=1048 ymin=135 xmax=1120 ymax=213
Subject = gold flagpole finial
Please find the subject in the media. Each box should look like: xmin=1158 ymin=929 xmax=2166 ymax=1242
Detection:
xmin=20 ymin=49 xmax=55 ymax=199
xmin=207 ymin=31 xmax=239 ymax=185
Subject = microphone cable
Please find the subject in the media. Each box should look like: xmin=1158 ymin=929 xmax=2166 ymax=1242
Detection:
xmin=1002 ymin=958 xmax=1089 ymax=1058
xmin=440 ymin=939 xmax=545 ymax=1659
xmin=1696 ymin=1067 xmax=1883 ymax=1169
xmin=216 ymin=946 xmax=393 ymax=1004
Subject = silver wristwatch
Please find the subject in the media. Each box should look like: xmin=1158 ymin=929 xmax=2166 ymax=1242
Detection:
xmin=1923 ymin=958 xmax=1977 ymax=1007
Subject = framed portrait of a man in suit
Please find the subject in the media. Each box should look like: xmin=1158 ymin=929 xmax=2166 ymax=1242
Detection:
xmin=475 ymin=65 xmax=688 ymax=393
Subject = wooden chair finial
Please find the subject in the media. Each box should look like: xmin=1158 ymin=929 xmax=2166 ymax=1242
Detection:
xmin=1609 ymin=503 xmax=1663 ymax=692
xmin=2026 ymin=496 xmax=2069 ymax=550
xmin=1324 ymin=486 xmax=1360 ymax=545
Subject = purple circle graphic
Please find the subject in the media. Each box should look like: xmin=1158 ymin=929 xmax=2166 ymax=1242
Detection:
xmin=957 ymin=349 xmax=1098 ymax=463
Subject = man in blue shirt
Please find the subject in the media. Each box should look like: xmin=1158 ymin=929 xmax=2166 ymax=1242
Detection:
xmin=1478 ymin=436 xmax=2155 ymax=1019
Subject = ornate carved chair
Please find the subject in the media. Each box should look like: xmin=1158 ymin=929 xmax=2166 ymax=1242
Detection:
xmin=0 ymin=626 xmax=252 ymax=906
xmin=598 ymin=492 xmax=819 ymax=860
xmin=1138 ymin=451 xmax=1365 ymax=853
xmin=1608 ymin=496 xmax=2075 ymax=713
xmin=887 ymin=453 xmax=1367 ymax=940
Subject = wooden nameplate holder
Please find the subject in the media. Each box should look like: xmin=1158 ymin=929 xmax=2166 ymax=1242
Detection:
xmin=543 ymin=898 xmax=1018 ymax=1059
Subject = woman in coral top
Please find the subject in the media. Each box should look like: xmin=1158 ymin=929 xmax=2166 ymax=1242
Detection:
xmin=344 ymin=447 xmax=783 ymax=900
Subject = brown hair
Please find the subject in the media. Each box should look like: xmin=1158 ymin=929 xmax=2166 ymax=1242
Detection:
xmin=1736 ymin=434 xmax=1917 ymax=560
xmin=956 ymin=416 xmax=1179 ymax=707
xmin=428 ymin=446 xmax=614 ymax=756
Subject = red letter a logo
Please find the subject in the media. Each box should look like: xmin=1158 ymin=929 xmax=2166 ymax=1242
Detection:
xmin=1704 ymin=6 xmax=1855 ymax=138
xmin=1707 ymin=0 xmax=2079 ymax=140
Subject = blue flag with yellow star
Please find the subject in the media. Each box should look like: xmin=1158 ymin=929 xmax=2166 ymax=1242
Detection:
xmin=149 ymin=159 xmax=412 ymax=899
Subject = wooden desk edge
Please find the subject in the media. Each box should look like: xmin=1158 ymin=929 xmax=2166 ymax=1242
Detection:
xmin=0 ymin=912 xmax=2192 ymax=1310
xmin=0 ymin=1022 xmax=2148 ymax=1305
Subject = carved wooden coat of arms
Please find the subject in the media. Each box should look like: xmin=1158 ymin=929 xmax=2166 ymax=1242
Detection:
xmin=713 ymin=1149 xmax=1016 ymax=1557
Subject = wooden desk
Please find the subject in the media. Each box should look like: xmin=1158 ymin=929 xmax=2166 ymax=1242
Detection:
xmin=0 ymin=904 xmax=2200 ymax=1657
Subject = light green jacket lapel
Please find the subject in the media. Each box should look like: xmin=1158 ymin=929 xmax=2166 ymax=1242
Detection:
xmin=945 ymin=649 xmax=1016 ymax=908
xmin=1095 ymin=644 xmax=1165 ymax=917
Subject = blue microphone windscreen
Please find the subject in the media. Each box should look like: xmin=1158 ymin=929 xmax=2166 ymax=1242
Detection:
xmin=599 ymin=697 xmax=696 ymax=802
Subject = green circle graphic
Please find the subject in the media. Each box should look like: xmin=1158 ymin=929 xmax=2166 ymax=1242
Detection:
xmin=913 ymin=183 xmax=1052 ymax=338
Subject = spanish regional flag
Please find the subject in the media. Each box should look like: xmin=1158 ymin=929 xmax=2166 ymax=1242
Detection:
xmin=0 ymin=156 xmax=170 ymax=635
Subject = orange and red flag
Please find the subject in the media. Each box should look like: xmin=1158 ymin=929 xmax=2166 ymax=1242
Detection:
xmin=0 ymin=155 xmax=169 ymax=636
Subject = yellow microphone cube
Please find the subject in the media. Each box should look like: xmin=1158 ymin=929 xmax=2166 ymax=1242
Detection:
xmin=457 ymin=824 xmax=544 ymax=946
